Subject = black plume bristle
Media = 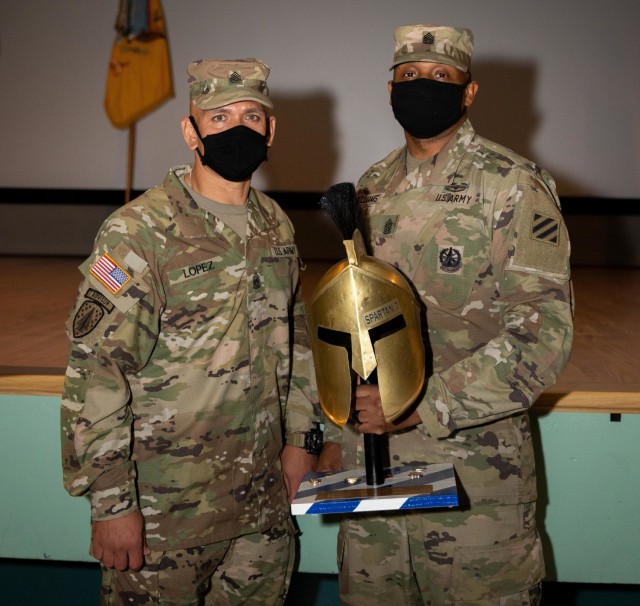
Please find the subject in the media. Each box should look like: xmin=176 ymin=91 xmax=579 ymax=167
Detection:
xmin=318 ymin=182 xmax=369 ymax=248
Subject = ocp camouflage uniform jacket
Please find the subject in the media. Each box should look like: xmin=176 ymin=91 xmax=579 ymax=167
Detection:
xmin=61 ymin=165 xmax=319 ymax=551
xmin=326 ymin=119 xmax=573 ymax=507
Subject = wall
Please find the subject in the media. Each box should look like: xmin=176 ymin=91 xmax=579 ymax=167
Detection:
xmin=2 ymin=1 xmax=638 ymax=262
xmin=0 ymin=0 xmax=639 ymax=198
xmin=1 ymin=394 xmax=638 ymax=584
xmin=0 ymin=201 xmax=346 ymax=260
xmin=2 ymin=197 xmax=640 ymax=267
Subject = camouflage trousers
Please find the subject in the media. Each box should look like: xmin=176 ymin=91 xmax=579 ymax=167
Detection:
xmin=337 ymin=501 xmax=544 ymax=606
xmin=100 ymin=520 xmax=295 ymax=606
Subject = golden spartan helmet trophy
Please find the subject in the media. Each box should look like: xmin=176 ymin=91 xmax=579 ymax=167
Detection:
xmin=307 ymin=183 xmax=425 ymax=485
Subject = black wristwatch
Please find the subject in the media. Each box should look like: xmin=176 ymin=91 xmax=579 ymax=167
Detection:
xmin=289 ymin=423 xmax=324 ymax=455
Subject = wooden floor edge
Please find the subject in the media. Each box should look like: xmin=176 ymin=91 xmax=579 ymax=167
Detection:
xmin=536 ymin=391 xmax=640 ymax=414
xmin=0 ymin=374 xmax=65 ymax=397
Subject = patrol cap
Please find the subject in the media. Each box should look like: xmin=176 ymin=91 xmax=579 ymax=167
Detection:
xmin=187 ymin=58 xmax=274 ymax=110
xmin=391 ymin=25 xmax=474 ymax=73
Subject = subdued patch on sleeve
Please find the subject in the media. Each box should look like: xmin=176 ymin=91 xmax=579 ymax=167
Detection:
xmin=509 ymin=190 xmax=570 ymax=281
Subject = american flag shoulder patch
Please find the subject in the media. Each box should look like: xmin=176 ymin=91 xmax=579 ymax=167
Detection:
xmin=531 ymin=212 xmax=559 ymax=245
xmin=90 ymin=253 xmax=132 ymax=294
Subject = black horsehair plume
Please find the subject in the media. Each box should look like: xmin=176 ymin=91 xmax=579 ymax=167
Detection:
xmin=318 ymin=182 xmax=372 ymax=255
xmin=318 ymin=182 xmax=384 ymax=485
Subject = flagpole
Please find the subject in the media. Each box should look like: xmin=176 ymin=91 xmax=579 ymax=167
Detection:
xmin=125 ymin=122 xmax=136 ymax=203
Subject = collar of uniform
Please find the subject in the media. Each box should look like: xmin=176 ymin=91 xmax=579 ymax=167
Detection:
xmin=163 ymin=167 xmax=281 ymax=238
xmin=163 ymin=166 xmax=209 ymax=238
xmin=246 ymin=188 xmax=281 ymax=237
xmin=399 ymin=118 xmax=476 ymax=191
xmin=443 ymin=117 xmax=476 ymax=161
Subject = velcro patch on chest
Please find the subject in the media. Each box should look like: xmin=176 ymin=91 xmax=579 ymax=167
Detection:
xmin=370 ymin=215 xmax=400 ymax=236
xmin=272 ymin=244 xmax=297 ymax=257
xmin=358 ymin=192 xmax=383 ymax=206
xmin=169 ymin=258 xmax=219 ymax=284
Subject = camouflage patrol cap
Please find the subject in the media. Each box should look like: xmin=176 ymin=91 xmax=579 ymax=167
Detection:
xmin=187 ymin=58 xmax=274 ymax=110
xmin=391 ymin=25 xmax=474 ymax=72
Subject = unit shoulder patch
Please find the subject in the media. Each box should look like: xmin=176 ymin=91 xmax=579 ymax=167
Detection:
xmin=530 ymin=212 xmax=559 ymax=245
xmin=71 ymin=288 xmax=116 ymax=339
xmin=509 ymin=195 xmax=570 ymax=280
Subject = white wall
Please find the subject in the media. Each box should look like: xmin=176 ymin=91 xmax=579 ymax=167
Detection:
xmin=0 ymin=0 xmax=638 ymax=197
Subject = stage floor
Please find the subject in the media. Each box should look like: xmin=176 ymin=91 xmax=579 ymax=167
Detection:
xmin=1 ymin=256 xmax=639 ymax=412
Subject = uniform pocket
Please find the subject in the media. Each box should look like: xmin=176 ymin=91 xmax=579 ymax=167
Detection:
xmin=412 ymin=218 xmax=490 ymax=311
xmin=449 ymin=419 xmax=526 ymax=504
xmin=449 ymin=526 xmax=544 ymax=601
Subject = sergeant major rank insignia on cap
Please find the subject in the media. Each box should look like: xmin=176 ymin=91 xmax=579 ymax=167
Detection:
xmin=423 ymin=32 xmax=435 ymax=45
xmin=229 ymin=70 xmax=242 ymax=83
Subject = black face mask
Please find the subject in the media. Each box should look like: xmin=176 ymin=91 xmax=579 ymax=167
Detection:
xmin=390 ymin=78 xmax=468 ymax=139
xmin=189 ymin=116 xmax=268 ymax=182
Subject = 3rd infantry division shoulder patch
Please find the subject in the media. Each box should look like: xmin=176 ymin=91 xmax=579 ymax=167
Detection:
xmin=531 ymin=212 xmax=559 ymax=245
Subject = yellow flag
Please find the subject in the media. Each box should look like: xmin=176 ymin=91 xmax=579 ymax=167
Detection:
xmin=104 ymin=0 xmax=173 ymax=128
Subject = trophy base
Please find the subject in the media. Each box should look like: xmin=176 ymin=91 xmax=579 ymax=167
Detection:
xmin=291 ymin=463 xmax=458 ymax=515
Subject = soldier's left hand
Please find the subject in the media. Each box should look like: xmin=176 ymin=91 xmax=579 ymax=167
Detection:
xmin=282 ymin=445 xmax=317 ymax=503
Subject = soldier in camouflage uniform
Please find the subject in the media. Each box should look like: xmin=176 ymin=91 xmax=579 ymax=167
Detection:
xmin=61 ymin=58 xmax=321 ymax=605
xmin=319 ymin=25 xmax=573 ymax=605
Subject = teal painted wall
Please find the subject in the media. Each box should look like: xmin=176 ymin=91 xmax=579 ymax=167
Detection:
xmin=0 ymin=395 xmax=92 ymax=562
xmin=1 ymin=394 xmax=639 ymax=583
xmin=534 ymin=410 xmax=640 ymax=583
